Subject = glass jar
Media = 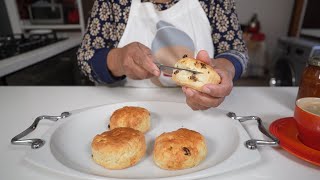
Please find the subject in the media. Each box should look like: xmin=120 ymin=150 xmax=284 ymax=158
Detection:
xmin=297 ymin=56 xmax=320 ymax=99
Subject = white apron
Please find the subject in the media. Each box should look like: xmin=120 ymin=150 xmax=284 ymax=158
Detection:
xmin=117 ymin=0 xmax=214 ymax=87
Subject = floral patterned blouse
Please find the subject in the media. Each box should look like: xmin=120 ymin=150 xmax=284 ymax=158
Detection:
xmin=77 ymin=0 xmax=248 ymax=84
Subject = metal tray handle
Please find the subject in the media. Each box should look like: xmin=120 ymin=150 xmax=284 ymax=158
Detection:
xmin=227 ymin=112 xmax=279 ymax=150
xmin=11 ymin=112 xmax=71 ymax=149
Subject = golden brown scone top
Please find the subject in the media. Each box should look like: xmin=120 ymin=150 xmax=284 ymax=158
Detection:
xmin=153 ymin=128 xmax=207 ymax=170
xmin=109 ymin=106 xmax=150 ymax=133
xmin=155 ymin=128 xmax=205 ymax=145
xmin=91 ymin=127 xmax=146 ymax=170
xmin=92 ymin=127 xmax=144 ymax=151
xmin=172 ymin=58 xmax=221 ymax=92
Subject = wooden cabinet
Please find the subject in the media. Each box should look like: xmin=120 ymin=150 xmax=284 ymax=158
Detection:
xmin=289 ymin=0 xmax=306 ymax=37
xmin=288 ymin=0 xmax=320 ymax=37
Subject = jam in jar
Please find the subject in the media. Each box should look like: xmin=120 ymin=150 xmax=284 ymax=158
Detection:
xmin=297 ymin=56 xmax=320 ymax=99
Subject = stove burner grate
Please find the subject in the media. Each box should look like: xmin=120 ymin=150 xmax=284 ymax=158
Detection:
xmin=0 ymin=32 xmax=64 ymax=60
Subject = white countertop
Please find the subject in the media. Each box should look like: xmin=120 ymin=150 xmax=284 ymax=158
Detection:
xmin=0 ymin=86 xmax=319 ymax=180
xmin=0 ymin=33 xmax=82 ymax=77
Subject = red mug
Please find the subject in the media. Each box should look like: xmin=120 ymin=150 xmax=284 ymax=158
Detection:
xmin=294 ymin=97 xmax=320 ymax=151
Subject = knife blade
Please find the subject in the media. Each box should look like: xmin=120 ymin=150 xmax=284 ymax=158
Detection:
xmin=154 ymin=62 xmax=202 ymax=74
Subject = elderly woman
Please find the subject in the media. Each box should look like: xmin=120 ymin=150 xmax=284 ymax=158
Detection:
xmin=77 ymin=0 xmax=248 ymax=110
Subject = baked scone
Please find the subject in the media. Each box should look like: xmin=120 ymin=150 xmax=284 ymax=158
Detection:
xmin=153 ymin=128 xmax=207 ymax=170
xmin=91 ymin=127 xmax=146 ymax=170
xmin=109 ymin=106 xmax=150 ymax=133
xmin=171 ymin=58 xmax=221 ymax=92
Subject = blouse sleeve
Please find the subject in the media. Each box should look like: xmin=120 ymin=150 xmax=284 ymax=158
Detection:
xmin=77 ymin=0 xmax=130 ymax=84
xmin=201 ymin=0 xmax=249 ymax=80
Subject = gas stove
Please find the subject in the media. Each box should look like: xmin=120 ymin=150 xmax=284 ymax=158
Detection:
xmin=0 ymin=32 xmax=65 ymax=60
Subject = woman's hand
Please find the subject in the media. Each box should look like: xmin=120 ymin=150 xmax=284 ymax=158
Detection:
xmin=107 ymin=42 xmax=160 ymax=80
xmin=182 ymin=50 xmax=235 ymax=110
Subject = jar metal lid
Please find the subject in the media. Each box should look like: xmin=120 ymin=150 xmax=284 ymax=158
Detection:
xmin=308 ymin=56 xmax=320 ymax=67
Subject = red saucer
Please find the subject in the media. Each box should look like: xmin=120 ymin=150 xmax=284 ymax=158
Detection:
xmin=269 ymin=117 xmax=320 ymax=166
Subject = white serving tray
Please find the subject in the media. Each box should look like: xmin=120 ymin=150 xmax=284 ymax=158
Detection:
xmin=25 ymin=101 xmax=260 ymax=180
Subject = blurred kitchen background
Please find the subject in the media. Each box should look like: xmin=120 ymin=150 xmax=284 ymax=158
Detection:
xmin=0 ymin=0 xmax=319 ymax=86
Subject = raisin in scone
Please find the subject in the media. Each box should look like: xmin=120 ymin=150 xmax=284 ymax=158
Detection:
xmin=153 ymin=128 xmax=207 ymax=170
xmin=172 ymin=58 xmax=221 ymax=92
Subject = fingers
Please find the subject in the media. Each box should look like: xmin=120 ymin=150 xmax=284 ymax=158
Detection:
xmin=183 ymin=87 xmax=225 ymax=109
xmin=122 ymin=55 xmax=154 ymax=80
xmin=121 ymin=42 xmax=160 ymax=79
xmin=196 ymin=50 xmax=213 ymax=66
xmin=182 ymin=67 xmax=231 ymax=110
xmin=202 ymin=69 xmax=233 ymax=98
xmin=134 ymin=43 xmax=160 ymax=77
xmin=181 ymin=52 xmax=234 ymax=110
xmin=186 ymin=98 xmax=209 ymax=111
xmin=130 ymin=61 xmax=154 ymax=80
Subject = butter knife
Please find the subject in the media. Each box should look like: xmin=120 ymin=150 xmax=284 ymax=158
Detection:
xmin=154 ymin=62 xmax=202 ymax=74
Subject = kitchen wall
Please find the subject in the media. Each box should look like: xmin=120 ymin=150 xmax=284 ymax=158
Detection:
xmin=236 ymin=0 xmax=295 ymax=58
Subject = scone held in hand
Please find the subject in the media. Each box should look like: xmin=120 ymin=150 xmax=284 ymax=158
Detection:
xmin=153 ymin=128 xmax=207 ymax=170
xmin=91 ymin=127 xmax=146 ymax=170
xmin=172 ymin=58 xmax=221 ymax=92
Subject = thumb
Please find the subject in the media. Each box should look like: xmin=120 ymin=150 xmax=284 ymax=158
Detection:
xmin=196 ymin=50 xmax=212 ymax=66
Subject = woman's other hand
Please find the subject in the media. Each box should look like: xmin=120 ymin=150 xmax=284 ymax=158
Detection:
xmin=107 ymin=42 xmax=160 ymax=80
xmin=182 ymin=50 xmax=235 ymax=110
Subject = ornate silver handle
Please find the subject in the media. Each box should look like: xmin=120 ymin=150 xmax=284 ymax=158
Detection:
xmin=11 ymin=112 xmax=71 ymax=149
xmin=227 ymin=112 xmax=279 ymax=150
